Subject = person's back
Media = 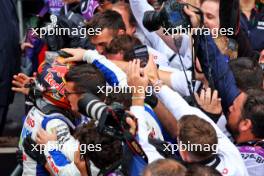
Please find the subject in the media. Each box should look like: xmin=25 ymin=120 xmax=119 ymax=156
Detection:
xmin=237 ymin=141 xmax=264 ymax=176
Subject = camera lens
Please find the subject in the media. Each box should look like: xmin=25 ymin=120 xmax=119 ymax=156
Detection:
xmin=78 ymin=93 xmax=107 ymax=120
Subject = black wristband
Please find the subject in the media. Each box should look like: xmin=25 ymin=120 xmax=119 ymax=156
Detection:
xmin=144 ymin=93 xmax=158 ymax=109
xmin=203 ymin=110 xmax=222 ymax=123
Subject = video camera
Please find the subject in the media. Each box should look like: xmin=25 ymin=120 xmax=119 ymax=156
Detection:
xmin=143 ymin=0 xmax=191 ymax=32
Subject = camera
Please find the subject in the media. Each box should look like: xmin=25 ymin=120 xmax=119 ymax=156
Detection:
xmin=78 ymin=93 xmax=134 ymax=139
xmin=125 ymin=45 xmax=149 ymax=67
xmin=143 ymin=0 xmax=191 ymax=32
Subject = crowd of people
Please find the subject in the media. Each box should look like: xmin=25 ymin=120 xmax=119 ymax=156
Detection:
xmin=2 ymin=0 xmax=264 ymax=175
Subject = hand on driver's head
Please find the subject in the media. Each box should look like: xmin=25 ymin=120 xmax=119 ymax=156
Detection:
xmin=61 ymin=48 xmax=87 ymax=63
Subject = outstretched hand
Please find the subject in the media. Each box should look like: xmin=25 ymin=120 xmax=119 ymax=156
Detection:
xmin=12 ymin=73 xmax=35 ymax=95
xmin=127 ymin=59 xmax=149 ymax=93
xmin=194 ymin=88 xmax=222 ymax=115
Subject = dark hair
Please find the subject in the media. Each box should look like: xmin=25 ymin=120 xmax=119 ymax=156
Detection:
xmin=112 ymin=2 xmax=137 ymax=27
xmin=142 ymin=159 xmax=187 ymax=176
xmin=74 ymin=122 xmax=122 ymax=169
xmin=105 ymin=90 xmax=132 ymax=109
xmin=186 ymin=164 xmax=221 ymax=176
xmin=106 ymin=34 xmax=142 ymax=61
xmin=86 ymin=10 xmax=126 ymax=35
xmin=242 ymin=89 xmax=264 ymax=138
xmin=65 ymin=64 xmax=106 ymax=98
xmin=178 ymin=115 xmax=218 ymax=159
xmin=229 ymin=57 xmax=263 ymax=91
xmin=98 ymin=0 xmax=119 ymax=4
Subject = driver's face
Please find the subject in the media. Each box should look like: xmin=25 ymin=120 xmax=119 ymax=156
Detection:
xmin=64 ymin=81 xmax=83 ymax=112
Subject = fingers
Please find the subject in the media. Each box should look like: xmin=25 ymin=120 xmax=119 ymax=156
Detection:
xmin=12 ymin=73 xmax=31 ymax=86
xmin=24 ymin=43 xmax=34 ymax=48
xmin=128 ymin=60 xmax=140 ymax=80
xmin=183 ymin=6 xmax=200 ymax=28
xmin=36 ymin=128 xmax=57 ymax=144
xmin=11 ymin=87 xmax=30 ymax=95
xmin=216 ymin=98 xmax=222 ymax=109
xmin=61 ymin=48 xmax=78 ymax=63
xmin=204 ymin=88 xmax=211 ymax=105
xmin=147 ymin=55 xmax=156 ymax=68
xmin=21 ymin=42 xmax=34 ymax=51
xmin=145 ymin=55 xmax=159 ymax=84
xmin=13 ymin=75 xmax=24 ymax=84
xmin=62 ymin=56 xmax=77 ymax=63
xmin=126 ymin=117 xmax=137 ymax=135
xmin=183 ymin=6 xmax=194 ymax=16
xmin=12 ymin=79 xmax=23 ymax=88
xmin=199 ymin=88 xmax=205 ymax=105
xmin=127 ymin=61 xmax=132 ymax=83
xmin=194 ymin=92 xmax=201 ymax=105
xmin=132 ymin=59 xmax=137 ymax=76
xmin=211 ymin=90 xmax=219 ymax=106
xmin=135 ymin=59 xmax=140 ymax=76
xmin=18 ymin=73 xmax=30 ymax=81
xmin=61 ymin=48 xmax=73 ymax=54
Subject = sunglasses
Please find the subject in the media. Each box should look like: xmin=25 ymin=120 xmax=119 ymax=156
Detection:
xmin=64 ymin=90 xmax=86 ymax=97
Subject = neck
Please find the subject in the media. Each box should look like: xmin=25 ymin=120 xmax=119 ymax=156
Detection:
xmin=236 ymin=132 xmax=260 ymax=144
xmin=240 ymin=0 xmax=255 ymax=11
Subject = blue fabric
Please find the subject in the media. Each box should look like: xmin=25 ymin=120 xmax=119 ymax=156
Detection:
xmin=49 ymin=150 xmax=71 ymax=166
xmin=196 ymin=34 xmax=240 ymax=115
xmin=240 ymin=8 xmax=264 ymax=52
xmin=92 ymin=60 xmax=119 ymax=86
xmin=130 ymin=155 xmax=147 ymax=176
xmin=36 ymin=164 xmax=49 ymax=176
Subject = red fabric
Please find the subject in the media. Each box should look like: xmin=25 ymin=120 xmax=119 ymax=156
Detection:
xmin=38 ymin=44 xmax=48 ymax=67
